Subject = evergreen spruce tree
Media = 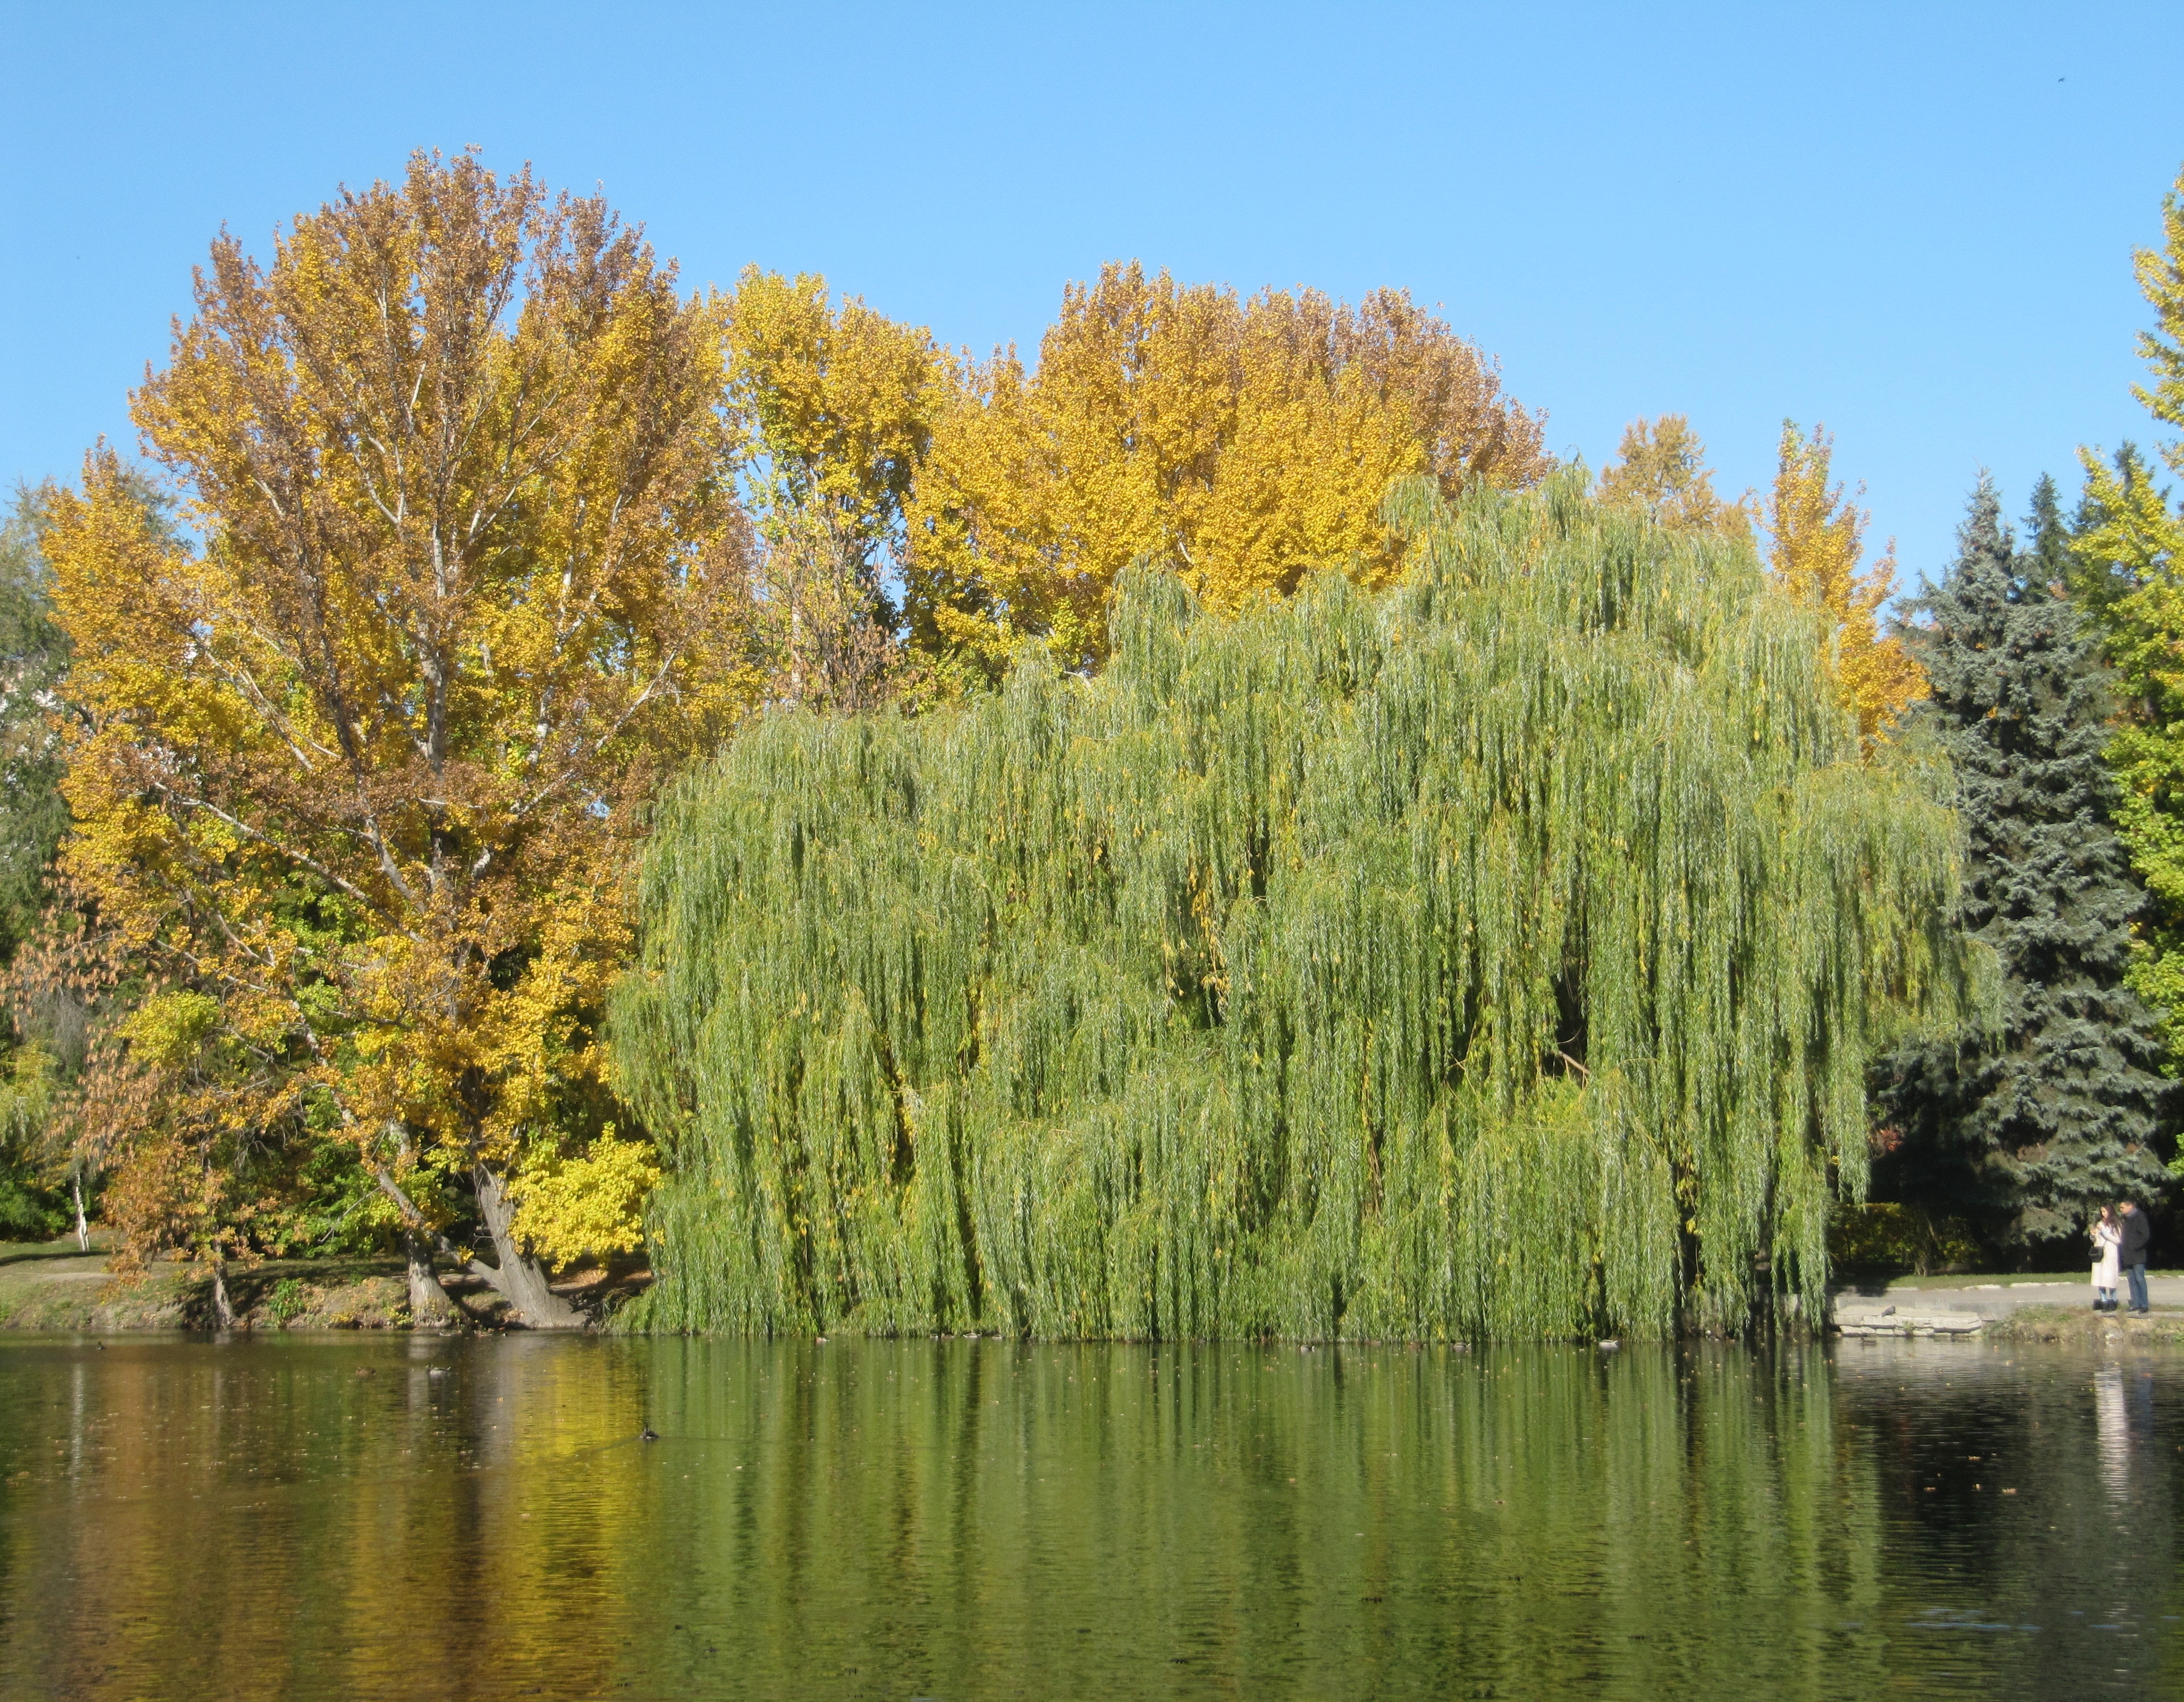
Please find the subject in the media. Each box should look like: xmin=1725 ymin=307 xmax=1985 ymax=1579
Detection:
xmin=1875 ymin=478 xmax=2173 ymax=1252
xmin=2022 ymin=473 xmax=2077 ymax=596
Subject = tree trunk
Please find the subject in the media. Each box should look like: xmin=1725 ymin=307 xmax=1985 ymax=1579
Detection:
xmin=209 ymin=1256 xmax=237 ymax=1330
xmin=71 ymin=1176 xmax=88 ymax=1253
xmin=405 ymin=1230 xmax=459 ymax=1329
xmin=365 ymin=1156 xmax=584 ymax=1329
xmin=471 ymin=1165 xmax=586 ymax=1330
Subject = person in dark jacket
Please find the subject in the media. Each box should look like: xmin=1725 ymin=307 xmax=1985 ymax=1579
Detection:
xmin=2118 ymin=1199 xmax=2152 ymax=1315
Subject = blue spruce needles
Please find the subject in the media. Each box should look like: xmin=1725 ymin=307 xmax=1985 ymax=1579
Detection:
xmin=613 ymin=473 xmax=1965 ymax=1339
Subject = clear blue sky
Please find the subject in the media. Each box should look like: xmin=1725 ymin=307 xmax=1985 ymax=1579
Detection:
xmin=3 ymin=2 xmax=2177 ymax=586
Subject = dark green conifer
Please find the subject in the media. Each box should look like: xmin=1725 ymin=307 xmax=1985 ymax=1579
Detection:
xmin=1875 ymin=477 xmax=2173 ymax=1250
xmin=2021 ymin=473 xmax=2075 ymax=599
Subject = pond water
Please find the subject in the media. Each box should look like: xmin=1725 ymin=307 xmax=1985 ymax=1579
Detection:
xmin=0 ymin=1334 xmax=2175 ymax=1700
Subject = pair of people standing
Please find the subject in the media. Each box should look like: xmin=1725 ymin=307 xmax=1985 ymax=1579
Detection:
xmin=2091 ymin=1200 xmax=2153 ymax=1313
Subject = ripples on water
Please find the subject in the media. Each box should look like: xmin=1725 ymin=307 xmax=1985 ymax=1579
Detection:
xmin=0 ymin=1334 xmax=2175 ymax=1700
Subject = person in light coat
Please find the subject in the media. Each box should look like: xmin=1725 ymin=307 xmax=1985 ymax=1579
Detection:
xmin=2092 ymin=1206 xmax=2122 ymax=1313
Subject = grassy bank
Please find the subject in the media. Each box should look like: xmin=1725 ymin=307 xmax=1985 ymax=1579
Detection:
xmin=0 ymin=1241 xmax=650 ymax=1332
xmin=1860 ymin=1270 xmax=2184 ymax=1291
xmin=0 ymin=1251 xmax=420 ymax=1331
xmin=1985 ymin=1304 xmax=2184 ymax=1346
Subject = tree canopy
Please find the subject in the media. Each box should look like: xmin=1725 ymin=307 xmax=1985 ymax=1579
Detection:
xmin=723 ymin=268 xmax=948 ymax=711
xmin=19 ymin=155 xmax=1585 ymax=1318
xmin=1766 ymin=422 xmax=1926 ymax=744
xmin=29 ymin=146 xmax=2175 ymax=1324
xmin=0 ymin=482 xmax=84 ymax=1237
xmin=2069 ymin=166 xmax=2184 ymax=1078
xmin=0 ymin=483 xmax=79 ymax=958
xmin=43 ymin=151 xmax=758 ymax=1318
xmin=614 ymin=475 xmax=1964 ymax=1341
xmin=1597 ymin=414 xmax=1753 ymax=538
xmin=901 ymin=263 xmax=1550 ymax=675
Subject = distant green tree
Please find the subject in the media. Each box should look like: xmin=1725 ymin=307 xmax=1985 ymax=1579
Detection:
xmin=0 ymin=468 xmax=172 ymax=1238
xmin=2065 ymin=445 xmax=2184 ymax=1071
xmin=2068 ymin=443 xmax=2165 ymax=597
xmin=2065 ymin=171 xmax=2184 ymax=1085
xmin=0 ymin=481 xmax=77 ymax=1235
xmin=0 ymin=482 xmax=74 ymax=955
xmin=1874 ymin=479 xmax=2173 ymax=1250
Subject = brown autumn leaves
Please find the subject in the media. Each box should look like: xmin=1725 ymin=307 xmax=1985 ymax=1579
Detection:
xmin=35 ymin=151 xmax=1916 ymax=1312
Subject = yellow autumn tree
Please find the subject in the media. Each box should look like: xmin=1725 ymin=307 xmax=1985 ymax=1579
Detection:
xmin=43 ymin=153 xmax=760 ymax=1325
xmin=723 ymin=268 xmax=951 ymax=709
xmin=1766 ymin=422 xmax=1925 ymax=741
xmin=2072 ymin=164 xmax=2184 ymax=1067
xmin=1597 ymin=414 xmax=1753 ymax=539
xmin=902 ymin=263 xmax=1549 ymax=673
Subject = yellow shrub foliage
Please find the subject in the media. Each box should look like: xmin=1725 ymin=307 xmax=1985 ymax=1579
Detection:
xmin=508 ymin=1132 xmax=662 ymax=1272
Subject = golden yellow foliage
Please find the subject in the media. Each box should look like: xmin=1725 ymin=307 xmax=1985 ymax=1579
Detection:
xmin=903 ymin=262 xmax=1549 ymax=672
xmin=723 ymin=269 xmax=948 ymax=708
xmin=2077 ymin=164 xmax=2184 ymax=590
xmin=724 ymin=267 xmax=945 ymax=561
xmin=117 ymin=992 xmax=222 ymax=1071
xmin=1596 ymin=415 xmax=1753 ymax=539
xmin=1766 ymin=422 xmax=1926 ymax=742
xmin=43 ymin=154 xmax=756 ymax=1306
xmin=508 ymin=1130 xmax=661 ymax=1272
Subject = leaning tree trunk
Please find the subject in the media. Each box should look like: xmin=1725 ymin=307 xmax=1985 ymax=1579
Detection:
xmin=366 ymin=1156 xmax=580 ymax=1330
xmin=471 ymin=1166 xmax=586 ymax=1330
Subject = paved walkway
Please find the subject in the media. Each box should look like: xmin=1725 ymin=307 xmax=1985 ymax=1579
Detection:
xmin=1835 ymin=1273 xmax=2184 ymax=1318
xmin=1831 ymin=1273 xmax=2184 ymax=1336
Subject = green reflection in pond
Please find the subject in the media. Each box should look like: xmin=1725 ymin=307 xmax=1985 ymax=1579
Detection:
xmin=0 ymin=1337 xmax=2174 ymax=1700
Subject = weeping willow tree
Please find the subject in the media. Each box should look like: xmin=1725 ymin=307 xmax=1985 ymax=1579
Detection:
xmin=614 ymin=472 xmax=1966 ymax=1340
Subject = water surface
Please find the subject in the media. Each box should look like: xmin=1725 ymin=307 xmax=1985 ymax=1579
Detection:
xmin=0 ymin=1334 xmax=2175 ymax=1699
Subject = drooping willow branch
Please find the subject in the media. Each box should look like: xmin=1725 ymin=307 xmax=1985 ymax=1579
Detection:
xmin=614 ymin=474 xmax=1967 ymax=1341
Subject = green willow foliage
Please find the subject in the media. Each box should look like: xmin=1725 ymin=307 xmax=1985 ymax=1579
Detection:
xmin=614 ymin=474 xmax=1966 ymax=1340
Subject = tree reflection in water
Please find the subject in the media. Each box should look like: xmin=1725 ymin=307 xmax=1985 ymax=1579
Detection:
xmin=0 ymin=1336 xmax=2175 ymax=1700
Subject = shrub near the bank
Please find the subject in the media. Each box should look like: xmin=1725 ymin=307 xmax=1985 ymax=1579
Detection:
xmin=1827 ymin=1203 xmax=1980 ymax=1276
